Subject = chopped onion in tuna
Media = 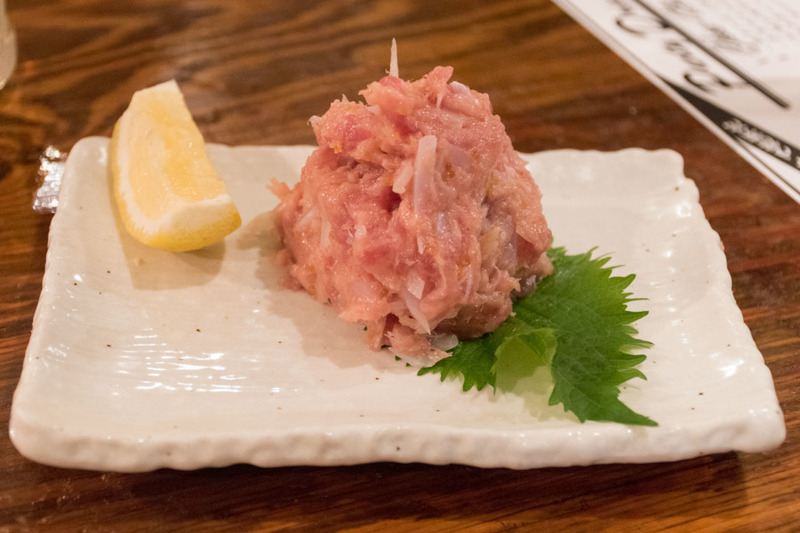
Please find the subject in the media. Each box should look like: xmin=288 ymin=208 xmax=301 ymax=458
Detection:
xmin=400 ymin=289 xmax=431 ymax=334
xmin=445 ymin=141 xmax=472 ymax=171
xmin=389 ymin=38 xmax=399 ymax=78
xmin=354 ymin=223 xmax=367 ymax=239
xmin=392 ymin=161 xmax=413 ymax=194
xmin=319 ymin=214 xmax=331 ymax=248
xmin=406 ymin=269 xmax=425 ymax=299
xmin=461 ymin=268 xmax=474 ymax=299
xmin=413 ymin=135 xmax=437 ymax=214
xmin=432 ymin=332 xmax=459 ymax=352
xmin=435 ymin=212 xmax=448 ymax=236
xmin=295 ymin=204 xmax=319 ymax=231
xmin=450 ymin=81 xmax=470 ymax=94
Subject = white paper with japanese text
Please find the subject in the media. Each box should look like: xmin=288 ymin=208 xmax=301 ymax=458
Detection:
xmin=554 ymin=0 xmax=800 ymax=203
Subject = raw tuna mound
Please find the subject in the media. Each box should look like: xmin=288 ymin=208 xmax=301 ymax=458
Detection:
xmin=271 ymin=66 xmax=552 ymax=357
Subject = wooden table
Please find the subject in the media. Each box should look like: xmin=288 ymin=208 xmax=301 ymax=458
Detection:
xmin=1 ymin=1 xmax=798 ymax=530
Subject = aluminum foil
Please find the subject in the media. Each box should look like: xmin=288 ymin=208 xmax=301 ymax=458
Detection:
xmin=32 ymin=145 xmax=66 ymax=214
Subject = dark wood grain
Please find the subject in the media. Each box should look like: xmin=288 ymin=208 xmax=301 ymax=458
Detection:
xmin=1 ymin=0 xmax=798 ymax=531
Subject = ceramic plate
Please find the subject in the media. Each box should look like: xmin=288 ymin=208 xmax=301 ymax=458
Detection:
xmin=10 ymin=137 xmax=785 ymax=472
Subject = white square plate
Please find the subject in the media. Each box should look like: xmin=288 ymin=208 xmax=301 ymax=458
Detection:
xmin=10 ymin=137 xmax=785 ymax=472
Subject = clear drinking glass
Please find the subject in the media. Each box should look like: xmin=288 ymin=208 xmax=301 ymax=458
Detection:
xmin=0 ymin=0 xmax=16 ymax=89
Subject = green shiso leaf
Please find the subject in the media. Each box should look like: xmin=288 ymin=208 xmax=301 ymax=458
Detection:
xmin=418 ymin=246 xmax=656 ymax=427
xmin=417 ymin=332 xmax=497 ymax=392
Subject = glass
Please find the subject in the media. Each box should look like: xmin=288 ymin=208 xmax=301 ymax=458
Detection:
xmin=0 ymin=0 xmax=16 ymax=89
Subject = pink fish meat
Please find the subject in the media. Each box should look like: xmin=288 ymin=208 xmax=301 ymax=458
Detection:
xmin=271 ymin=66 xmax=552 ymax=356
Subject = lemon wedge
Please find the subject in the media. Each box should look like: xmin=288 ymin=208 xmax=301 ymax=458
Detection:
xmin=110 ymin=80 xmax=241 ymax=252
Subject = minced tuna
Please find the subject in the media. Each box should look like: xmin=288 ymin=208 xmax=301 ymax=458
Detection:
xmin=270 ymin=65 xmax=552 ymax=357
